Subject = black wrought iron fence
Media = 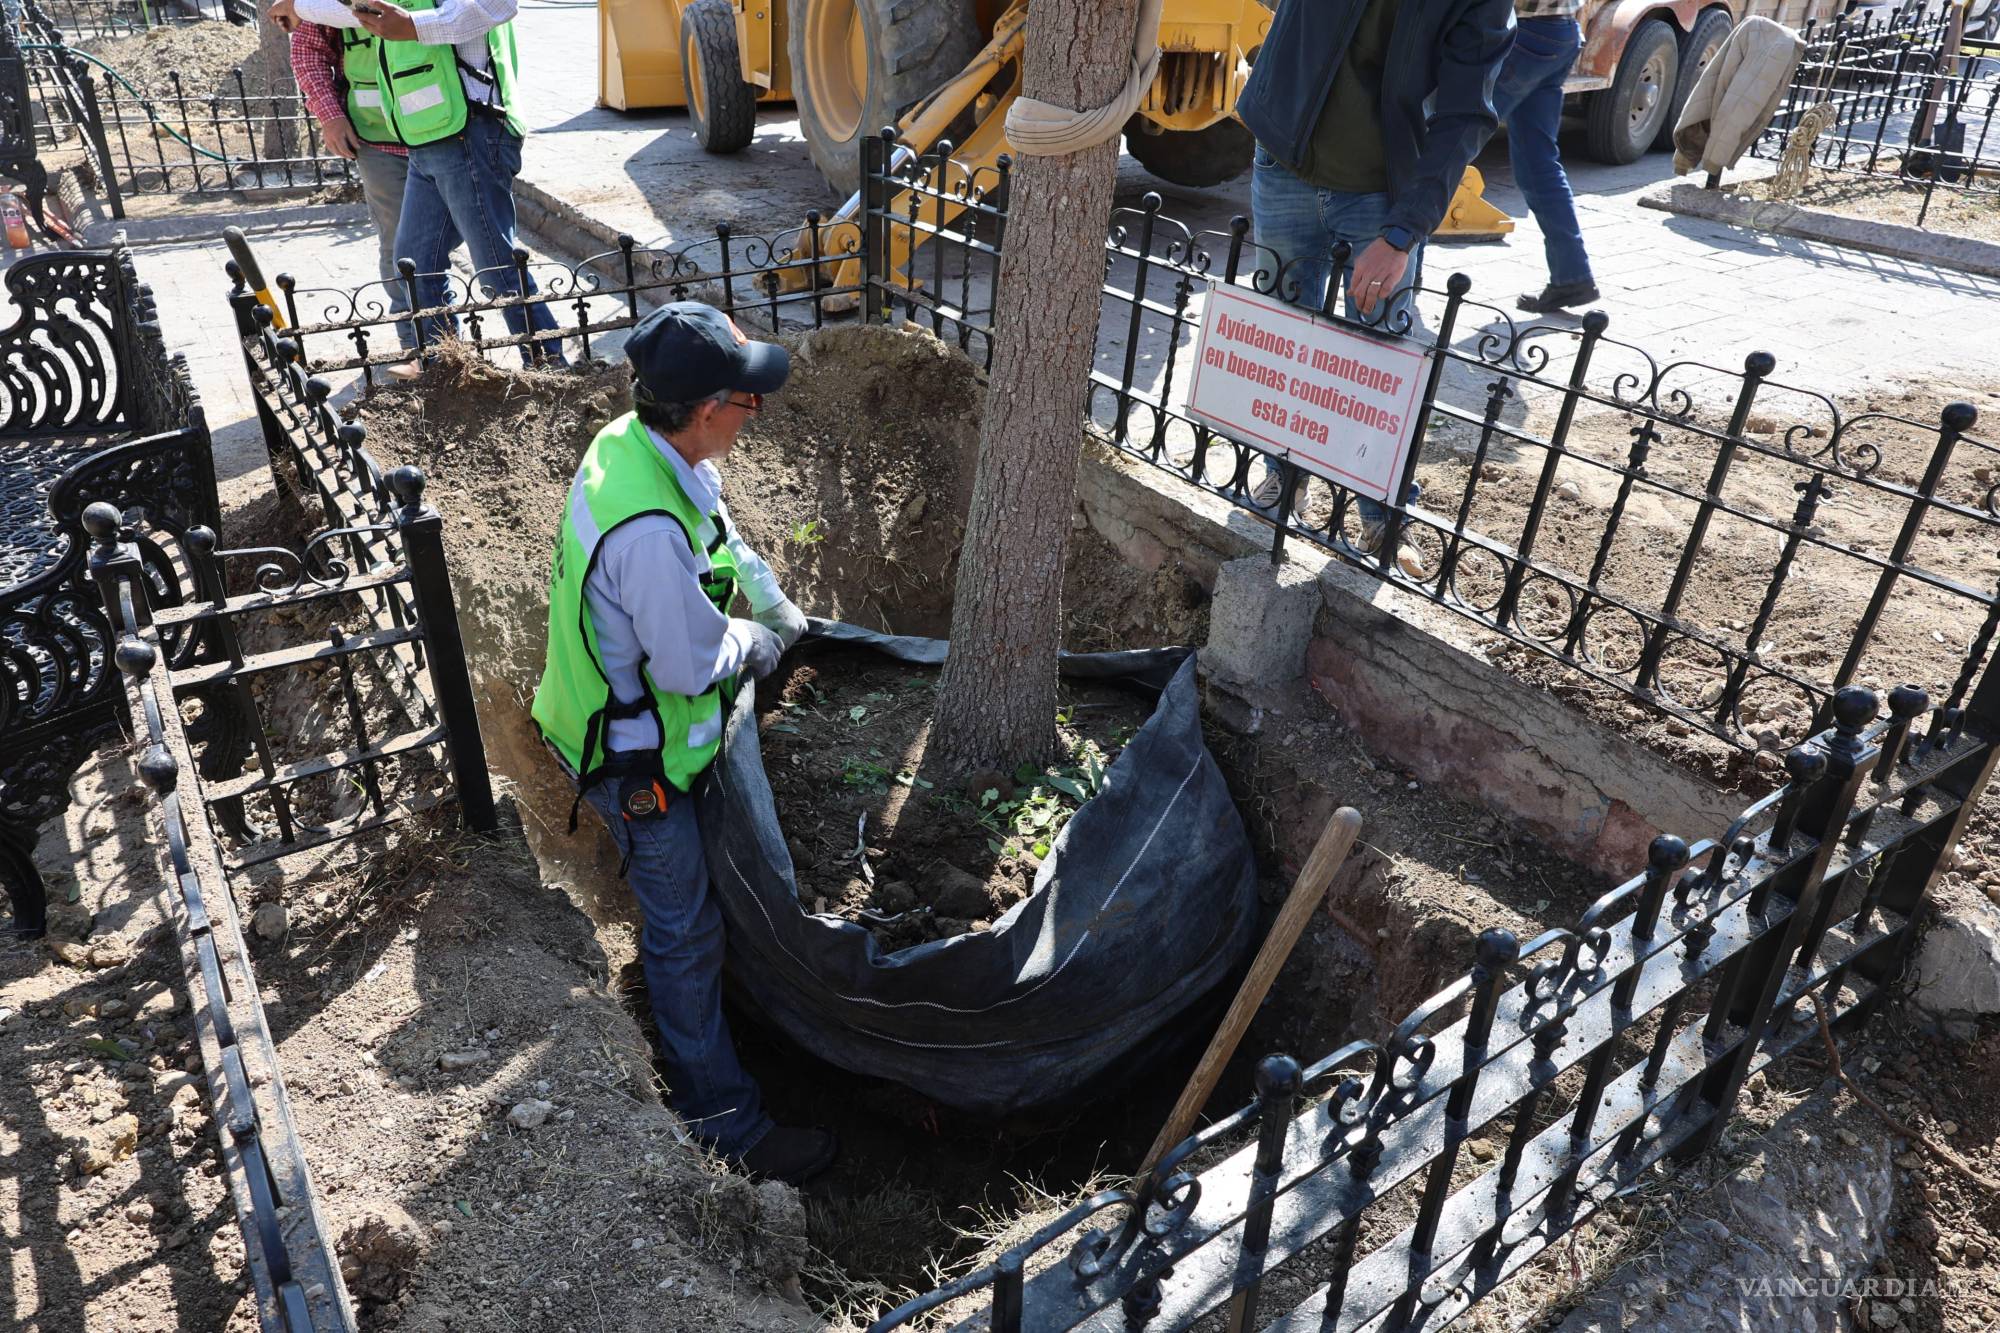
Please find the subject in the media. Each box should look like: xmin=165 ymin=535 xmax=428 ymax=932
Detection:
xmin=869 ymin=669 xmax=1998 ymax=1332
xmin=10 ymin=0 xmax=353 ymax=208
xmin=28 ymin=0 xmax=255 ymax=41
xmin=858 ymin=134 xmax=2000 ymax=765
xmin=1 ymin=246 xmax=217 ymax=936
xmin=237 ymin=218 xmax=864 ymax=386
xmin=6 ymin=1 xmax=122 ymax=224
xmin=86 ymin=505 xmax=356 ymax=1333
xmin=1749 ymin=3 xmax=2000 ymax=226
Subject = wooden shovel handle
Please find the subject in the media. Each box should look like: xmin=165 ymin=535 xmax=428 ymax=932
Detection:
xmin=1140 ymin=806 xmax=1365 ymax=1177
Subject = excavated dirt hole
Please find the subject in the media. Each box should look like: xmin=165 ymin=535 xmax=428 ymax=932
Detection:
xmin=342 ymin=325 xmax=1612 ymax=1323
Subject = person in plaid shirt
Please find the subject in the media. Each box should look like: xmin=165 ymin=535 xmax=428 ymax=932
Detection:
xmin=275 ymin=0 xmax=431 ymax=377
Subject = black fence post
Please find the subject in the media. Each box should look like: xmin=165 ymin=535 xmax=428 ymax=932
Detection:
xmin=386 ymin=466 xmax=497 ymax=834
xmin=1223 ymin=1054 xmax=1300 ymax=1333
xmin=1678 ymin=688 xmax=1878 ymax=1163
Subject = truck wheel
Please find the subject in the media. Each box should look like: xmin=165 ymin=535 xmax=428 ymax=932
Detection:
xmin=790 ymin=0 xmax=981 ymax=197
xmin=1584 ymin=18 xmax=1680 ymax=165
xmin=682 ymin=0 xmax=756 ymax=154
xmin=1657 ymin=8 xmax=1731 ymax=151
xmin=1122 ymin=117 xmax=1255 ymax=188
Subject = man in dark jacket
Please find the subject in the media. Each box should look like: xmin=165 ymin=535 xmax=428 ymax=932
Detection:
xmin=1236 ymin=0 xmax=1514 ymax=545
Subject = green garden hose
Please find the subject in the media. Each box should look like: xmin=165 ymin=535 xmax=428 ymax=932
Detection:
xmin=25 ymin=42 xmax=236 ymax=163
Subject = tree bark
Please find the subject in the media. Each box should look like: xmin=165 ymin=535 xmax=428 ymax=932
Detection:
xmin=927 ymin=0 xmax=1144 ymax=777
xmin=245 ymin=13 xmax=299 ymax=165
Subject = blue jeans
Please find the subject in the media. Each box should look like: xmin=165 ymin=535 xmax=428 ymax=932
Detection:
xmin=585 ymin=780 xmax=772 ymax=1159
xmin=397 ymin=114 xmax=564 ymax=365
xmin=354 ymin=142 xmax=422 ymax=351
xmin=1492 ymin=17 xmax=1594 ymax=289
xmin=1250 ymin=149 xmax=1425 ymax=527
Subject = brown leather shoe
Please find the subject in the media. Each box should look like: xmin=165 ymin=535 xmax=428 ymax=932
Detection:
xmin=739 ymin=1126 xmax=838 ymax=1185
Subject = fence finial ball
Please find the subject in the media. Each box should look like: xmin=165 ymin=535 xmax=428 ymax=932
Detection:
xmin=1831 ymin=685 xmax=1879 ymax=732
xmin=82 ymin=502 xmax=123 ymax=541
xmin=1446 ymin=272 xmax=1471 ymax=296
xmin=1942 ymin=401 xmax=1978 ymax=433
xmin=1744 ymin=351 xmax=1778 ymax=378
xmin=1648 ymin=834 xmax=1691 ymax=871
xmin=1580 ymin=309 xmax=1610 ymax=336
xmin=1254 ymin=1053 xmax=1303 ymax=1099
xmin=1783 ymin=745 xmax=1827 ymax=786
xmin=186 ymin=526 xmax=217 ymax=557
xmin=114 ymin=636 xmax=157 ymax=678
xmin=1475 ymin=927 xmax=1519 ymax=970
xmin=1887 ymin=683 xmax=1930 ymax=720
xmin=137 ymin=744 xmax=179 ymax=794
xmin=388 ymin=466 xmax=428 ymax=507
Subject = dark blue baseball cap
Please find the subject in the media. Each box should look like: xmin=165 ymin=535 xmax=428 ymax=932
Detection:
xmin=625 ymin=301 xmax=790 ymax=407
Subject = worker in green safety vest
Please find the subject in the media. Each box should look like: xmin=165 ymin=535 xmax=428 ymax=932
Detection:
xmin=533 ymin=302 xmax=834 ymax=1185
xmin=290 ymin=0 xmax=563 ymax=369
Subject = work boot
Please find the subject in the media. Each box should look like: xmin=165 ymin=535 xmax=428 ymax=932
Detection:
xmin=1517 ymin=281 xmax=1600 ymax=315
xmin=1359 ymin=519 xmax=1428 ymax=580
xmin=739 ymin=1125 xmax=839 ymax=1185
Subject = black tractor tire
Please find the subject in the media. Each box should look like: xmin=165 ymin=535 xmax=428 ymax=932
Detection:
xmin=789 ymin=0 xmax=980 ymax=197
xmin=1122 ymin=116 xmax=1255 ymax=188
xmin=1657 ymin=7 xmax=1731 ymax=151
xmin=683 ymin=0 xmax=757 ymax=155
xmin=1584 ymin=18 xmax=1680 ymax=164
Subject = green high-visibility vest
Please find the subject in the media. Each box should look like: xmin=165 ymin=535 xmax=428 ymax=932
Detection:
xmin=340 ymin=0 xmax=523 ymax=147
xmin=532 ymin=412 xmax=743 ymax=795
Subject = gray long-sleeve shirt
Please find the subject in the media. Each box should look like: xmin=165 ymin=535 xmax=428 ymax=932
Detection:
xmin=583 ymin=427 xmax=785 ymax=754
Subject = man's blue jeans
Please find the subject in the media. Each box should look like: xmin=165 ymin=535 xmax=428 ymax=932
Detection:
xmin=397 ymin=114 xmax=564 ymax=365
xmin=354 ymin=142 xmax=424 ymax=352
xmin=585 ymin=780 xmax=772 ymax=1159
xmin=1492 ymin=17 xmax=1594 ymax=289
xmin=1249 ymin=148 xmax=1424 ymax=527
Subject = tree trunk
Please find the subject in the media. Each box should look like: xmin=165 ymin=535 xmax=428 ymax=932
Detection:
xmin=245 ymin=13 xmax=299 ymax=166
xmin=927 ymin=0 xmax=1143 ymax=777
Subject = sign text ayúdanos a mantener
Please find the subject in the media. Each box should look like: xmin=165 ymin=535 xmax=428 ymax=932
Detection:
xmin=1184 ymin=282 xmax=1430 ymax=503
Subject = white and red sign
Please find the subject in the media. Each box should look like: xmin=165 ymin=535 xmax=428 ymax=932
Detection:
xmin=1185 ymin=282 xmax=1430 ymax=504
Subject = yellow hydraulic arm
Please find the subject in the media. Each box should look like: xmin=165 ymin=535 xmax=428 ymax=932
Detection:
xmin=782 ymin=0 xmax=1508 ymax=298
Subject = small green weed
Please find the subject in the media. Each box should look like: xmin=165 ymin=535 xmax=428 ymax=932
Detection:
xmin=789 ymin=518 xmax=826 ymax=546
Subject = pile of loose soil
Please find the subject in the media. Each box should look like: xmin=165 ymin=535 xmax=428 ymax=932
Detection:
xmin=756 ymin=645 xmax=1149 ymax=951
xmin=78 ymin=21 xmax=262 ymax=105
xmin=724 ymin=323 xmax=985 ymax=638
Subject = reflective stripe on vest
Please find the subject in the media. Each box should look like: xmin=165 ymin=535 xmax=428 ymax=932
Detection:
xmin=339 ymin=2 xmax=523 ymax=147
xmin=531 ymin=413 xmax=742 ymax=795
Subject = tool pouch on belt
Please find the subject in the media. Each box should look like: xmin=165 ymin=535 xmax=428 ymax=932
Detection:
xmin=598 ymin=750 xmax=671 ymax=878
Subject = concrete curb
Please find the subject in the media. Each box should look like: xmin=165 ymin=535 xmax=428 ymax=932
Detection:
xmin=513 ymin=175 xmax=634 ymax=265
xmin=1639 ymin=182 xmax=2000 ymax=279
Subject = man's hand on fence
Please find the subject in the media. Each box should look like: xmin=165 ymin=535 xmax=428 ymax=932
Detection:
xmin=267 ymin=0 xmax=298 ymax=31
xmin=1350 ymin=238 xmax=1413 ymax=318
xmin=322 ymin=115 xmax=361 ymax=160
xmin=355 ymin=0 xmax=420 ymax=41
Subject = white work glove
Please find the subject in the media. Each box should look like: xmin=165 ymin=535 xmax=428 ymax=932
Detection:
xmin=753 ymin=597 xmax=809 ymax=651
xmin=734 ymin=619 xmax=784 ymax=680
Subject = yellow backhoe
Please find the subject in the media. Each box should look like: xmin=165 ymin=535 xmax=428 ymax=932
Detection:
xmin=597 ymin=0 xmax=1515 ymax=288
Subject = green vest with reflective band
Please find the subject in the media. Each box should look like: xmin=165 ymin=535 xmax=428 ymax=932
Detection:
xmin=340 ymin=0 xmax=523 ymax=147
xmin=533 ymin=412 xmax=742 ymax=796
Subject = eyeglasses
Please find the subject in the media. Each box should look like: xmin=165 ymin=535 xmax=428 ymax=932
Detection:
xmin=722 ymin=392 xmax=763 ymax=415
